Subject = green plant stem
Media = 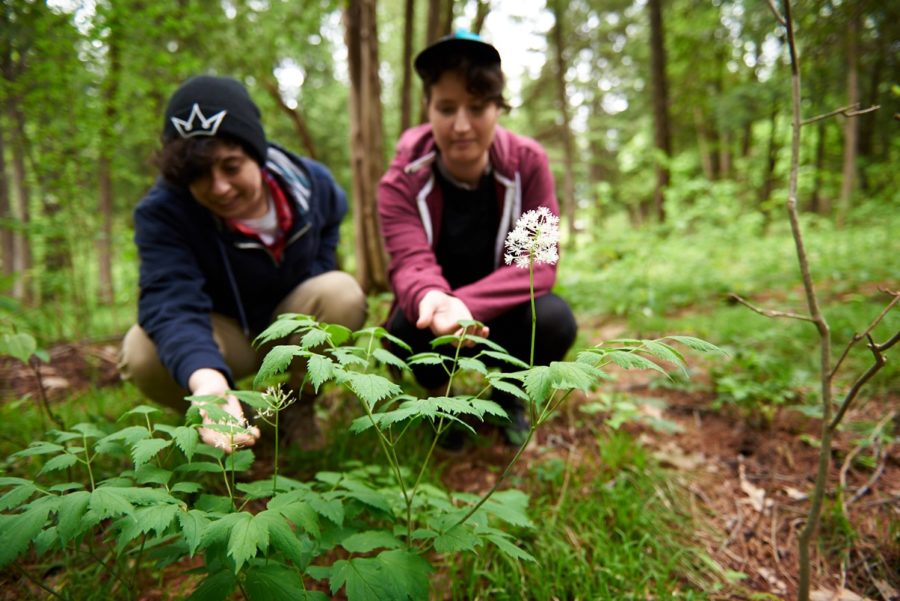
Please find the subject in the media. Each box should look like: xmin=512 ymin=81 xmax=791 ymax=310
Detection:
xmin=81 ymin=433 xmax=95 ymax=491
xmin=217 ymin=456 xmax=234 ymax=506
xmin=131 ymin=534 xmax=147 ymax=597
xmin=11 ymin=563 xmax=66 ymax=600
xmin=529 ymin=254 xmax=536 ymax=368
xmin=447 ymin=425 xmax=536 ymax=534
xmin=273 ymin=409 xmax=280 ymax=497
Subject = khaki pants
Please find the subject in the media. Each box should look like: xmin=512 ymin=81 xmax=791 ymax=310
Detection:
xmin=118 ymin=271 xmax=367 ymax=411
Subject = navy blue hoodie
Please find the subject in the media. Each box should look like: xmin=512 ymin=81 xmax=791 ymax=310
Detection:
xmin=134 ymin=144 xmax=346 ymax=388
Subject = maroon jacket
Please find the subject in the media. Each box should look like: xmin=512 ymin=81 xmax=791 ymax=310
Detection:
xmin=378 ymin=124 xmax=560 ymax=324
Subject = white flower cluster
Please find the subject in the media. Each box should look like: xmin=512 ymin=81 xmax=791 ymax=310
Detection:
xmin=255 ymin=386 xmax=296 ymax=420
xmin=503 ymin=206 xmax=560 ymax=269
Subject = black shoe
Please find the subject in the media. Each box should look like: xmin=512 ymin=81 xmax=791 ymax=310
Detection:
xmin=492 ymin=391 xmax=530 ymax=447
xmin=436 ymin=425 xmax=466 ymax=453
xmin=501 ymin=401 xmax=530 ymax=446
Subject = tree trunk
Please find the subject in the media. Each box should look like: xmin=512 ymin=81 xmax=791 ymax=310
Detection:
xmin=441 ymin=0 xmax=454 ymax=37
xmin=693 ymin=106 xmax=715 ymax=180
xmin=549 ymin=0 xmax=577 ymax=242
xmin=471 ymin=0 xmax=490 ymax=34
xmin=837 ymin=11 xmax=859 ymax=227
xmin=647 ymin=0 xmax=671 ymax=223
xmin=97 ymin=14 xmax=121 ymax=306
xmin=809 ymin=120 xmax=828 ymax=214
xmin=399 ymin=0 xmax=415 ymax=134
xmin=262 ymin=78 xmax=318 ymax=160
xmin=344 ymin=0 xmax=389 ymax=293
xmin=6 ymin=100 xmax=32 ymax=303
xmin=759 ymin=103 xmax=779 ymax=207
xmin=718 ymin=128 xmax=732 ymax=180
xmin=0 ymin=121 xmax=13 ymax=288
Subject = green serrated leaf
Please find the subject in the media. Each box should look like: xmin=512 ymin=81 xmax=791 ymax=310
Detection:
xmin=458 ymin=357 xmax=487 ymax=375
xmin=341 ymin=530 xmax=403 ymax=554
xmin=254 ymin=345 xmax=304 ymax=387
xmin=178 ymin=509 xmax=210 ymax=557
xmin=0 ymin=504 xmax=51 ymax=568
xmin=487 ymin=378 xmax=529 ymax=401
xmin=186 ymin=568 xmax=237 ymax=601
xmin=307 ymin=493 xmax=343 ymax=526
xmin=606 ymin=349 xmax=668 ymax=375
xmin=269 ymin=494 xmax=321 ymax=539
xmin=323 ymin=323 xmax=353 ymax=347
xmin=345 ymin=373 xmax=402 ymax=410
xmin=227 ymin=512 xmax=268 ymax=572
xmin=0 ymin=483 xmax=38 ymax=511
xmin=134 ymin=464 xmax=172 ymax=485
xmin=11 ymin=441 xmax=65 ymax=458
xmin=57 ymin=491 xmax=91 ymax=543
xmin=131 ymin=438 xmax=172 ymax=467
xmin=89 ymin=487 xmax=135 ymax=519
xmin=123 ymin=405 xmax=161 ymax=418
xmin=329 ymin=347 xmax=369 ymax=368
xmin=481 ymin=489 xmax=533 ymax=528
xmin=254 ymin=316 xmax=314 ymax=345
xmin=372 ymin=348 xmax=409 ymax=372
xmin=666 ymin=335 xmax=723 ymax=354
xmin=406 ymin=352 xmax=447 ymax=366
xmin=255 ymin=511 xmax=309 ymax=568
xmin=133 ymin=504 xmax=178 ymax=536
xmin=171 ymin=482 xmax=203 ymax=495
xmin=376 ymin=549 xmax=433 ymax=599
xmin=641 ymin=340 xmax=686 ymax=373
xmin=522 ymin=366 xmax=553 ymax=404
xmin=244 ymin=562 xmax=309 ymax=600
xmin=175 ymin=461 xmax=224 ymax=474
xmin=96 ymin=425 xmax=152 ymax=450
xmin=480 ymin=350 xmax=529 ymax=368
xmin=38 ymin=453 xmax=79 ymax=476
xmin=70 ymin=423 xmax=106 ymax=439
xmin=171 ymin=426 xmax=199 ymax=461
xmin=485 ymin=533 xmax=536 ymax=561
xmin=33 ymin=525 xmax=58 ymax=557
xmin=433 ymin=524 xmax=480 ymax=553
xmin=307 ymin=354 xmax=335 ymax=392
xmin=330 ymin=557 xmax=394 ymax=600
xmin=548 ymin=361 xmax=600 ymax=391
xmin=2 ymin=332 xmax=37 ymax=363
xmin=300 ymin=328 xmax=330 ymax=350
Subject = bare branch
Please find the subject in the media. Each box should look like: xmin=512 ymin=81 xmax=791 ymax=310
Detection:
xmin=729 ymin=294 xmax=815 ymax=322
xmin=764 ymin=0 xmax=786 ymax=25
xmin=829 ymin=333 xmax=896 ymax=431
xmin=801 ymin=103 xmax=880 ymax=126
xmin=831 ymin=291 xmax=900 ymax=377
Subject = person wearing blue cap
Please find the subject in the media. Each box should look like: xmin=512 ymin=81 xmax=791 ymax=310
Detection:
xmin=378 ymin=31 xmax=578 ymax=448
xmin=119 ymin=75 xmax=367 ymax=452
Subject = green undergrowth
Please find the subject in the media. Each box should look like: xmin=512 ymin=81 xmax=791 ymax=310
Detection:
xmin=439 ymin=431 xmax=731 ymax=599
xmin=559 ymin=207 xmax=898 ymax=322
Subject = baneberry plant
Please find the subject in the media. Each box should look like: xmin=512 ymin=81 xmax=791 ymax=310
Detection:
xmin=0 ymin=211 xmax=721 ymax=599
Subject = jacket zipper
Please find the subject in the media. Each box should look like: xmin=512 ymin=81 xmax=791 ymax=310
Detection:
xmin=233 ymin=222 xmax=312 ymax=266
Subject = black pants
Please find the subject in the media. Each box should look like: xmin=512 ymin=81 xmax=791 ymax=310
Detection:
xmin=386 ymin=293 xmax=578 ymax=391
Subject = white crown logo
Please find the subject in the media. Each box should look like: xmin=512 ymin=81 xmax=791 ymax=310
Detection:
xmin=170 ymin=103 xmax=227 ymax=138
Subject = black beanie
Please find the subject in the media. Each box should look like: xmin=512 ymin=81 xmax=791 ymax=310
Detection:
xmin=162 ymin=75 xmax=268 ymax=165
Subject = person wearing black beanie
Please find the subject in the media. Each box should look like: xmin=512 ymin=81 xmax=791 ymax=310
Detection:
xmin=119 ymin=75 xmax=367 ymax=454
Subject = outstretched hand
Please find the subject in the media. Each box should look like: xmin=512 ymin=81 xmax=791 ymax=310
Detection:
xmin=188 ymin=368 xmax=260 ymax=452
xmin=416 ymin=290 xmax=489 ymax=346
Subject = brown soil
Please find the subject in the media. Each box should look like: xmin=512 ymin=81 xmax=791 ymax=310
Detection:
xmin=1 ymin=337 xmax=898 ymax=600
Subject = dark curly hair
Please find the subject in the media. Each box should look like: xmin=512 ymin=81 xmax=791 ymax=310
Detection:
xmin=419 ymin=55 xmax=510 ymax=111
xmin=154 ymin=134 xmax=251 ymax=187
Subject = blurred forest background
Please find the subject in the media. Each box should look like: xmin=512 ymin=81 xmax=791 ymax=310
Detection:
xmin=0 ymin=0 xmax=896 ymax=339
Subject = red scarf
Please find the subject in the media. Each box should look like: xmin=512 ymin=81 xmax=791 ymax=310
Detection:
xmin=227 ymin=170 xmax=294 ymax=262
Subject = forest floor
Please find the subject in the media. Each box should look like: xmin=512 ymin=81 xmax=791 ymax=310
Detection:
xmin=1 ymin=327 xmax=898 ymax=600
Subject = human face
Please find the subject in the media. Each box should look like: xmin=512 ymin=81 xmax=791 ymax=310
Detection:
xmin=427 ymin=70 xmax=499 ymax=186
xmin=188 ymin=143 xmax=267 ymax=220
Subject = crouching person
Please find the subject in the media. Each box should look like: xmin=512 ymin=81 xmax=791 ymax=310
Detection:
xmin=377 ymin=32 xmax=577 ymax=448
xmin=119 ymin=75 xmax=366 ymax=452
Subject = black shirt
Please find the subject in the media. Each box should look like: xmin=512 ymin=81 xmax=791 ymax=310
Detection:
xmin=434 ymin=163 xmax=500 ymax=290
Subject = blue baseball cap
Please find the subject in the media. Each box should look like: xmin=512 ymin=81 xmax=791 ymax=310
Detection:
xmin=414 ymin=29 xmax=501 ymax=78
